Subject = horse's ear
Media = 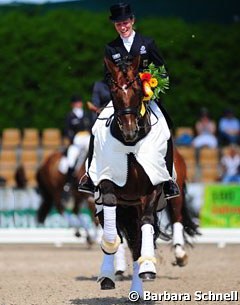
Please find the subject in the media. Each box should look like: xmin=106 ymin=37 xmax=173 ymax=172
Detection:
xmin=132 ymin=56 xmax=140 ymax=74
xmin=104 ymin=57 xmax=118 ymax=79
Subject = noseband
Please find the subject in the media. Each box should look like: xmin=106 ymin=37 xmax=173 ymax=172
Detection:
xmin=115 ymin=106 xmax=140 ymax=117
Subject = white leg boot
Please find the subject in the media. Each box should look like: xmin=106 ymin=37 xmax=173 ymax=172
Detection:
xmin=138 ymin=224 xmax=156 ymax=279
xmin=101 ymin=205 xmax=120 ymax=254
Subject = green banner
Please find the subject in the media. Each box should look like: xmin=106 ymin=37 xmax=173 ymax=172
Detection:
xmin=201 ymin=184 xmax=240 ymax=228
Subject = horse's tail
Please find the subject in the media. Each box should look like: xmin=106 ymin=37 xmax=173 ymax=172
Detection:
xmin=36 ymin=167 xmax=53 ymax=224
xmin=181 ymin=182 xmax=201 ymax=240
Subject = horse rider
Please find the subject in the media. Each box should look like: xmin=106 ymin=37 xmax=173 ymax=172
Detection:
xmin=78 ymin=2 xmax=180 ymax=199
xmin=64 ymin=95 xmax=93 ymax=190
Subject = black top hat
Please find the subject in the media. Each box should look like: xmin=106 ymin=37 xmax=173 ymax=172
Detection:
xmin=109 ymin=2 xmax=134 ymax=22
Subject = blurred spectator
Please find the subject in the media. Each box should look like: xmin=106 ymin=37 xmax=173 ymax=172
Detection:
xmin=65 ymin=95 xmax=93 ymax=142
xmin=192 ymin=108 xmax=218 ymax=149
xmin=220 ymin=144 xmax=240 ymax=183
xmin=218 ymin=109 xmax=240 ymax=146
xmin=64 ymin=95 xmax=93 ymax=189
xmin=175 ymin=129 xmax=193 ymax=146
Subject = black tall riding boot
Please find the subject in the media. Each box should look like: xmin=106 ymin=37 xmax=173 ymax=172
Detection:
xmin=163 ymin=136 xmax=180 ymax=200
xmin=78 ymin=134 xmax=95 ymax=195
xmin=64 ymin=166 xmax=75 ymax=192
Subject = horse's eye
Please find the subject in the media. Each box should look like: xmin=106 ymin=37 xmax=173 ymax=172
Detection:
xmin=111 ymin=86 xmax=118 ymax=93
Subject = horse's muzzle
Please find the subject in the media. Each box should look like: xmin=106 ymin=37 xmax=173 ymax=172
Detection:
xmin=122 ymin=129 xmax=138 ymax=142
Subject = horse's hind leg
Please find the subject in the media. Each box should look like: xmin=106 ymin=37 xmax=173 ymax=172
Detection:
xmin=36 ymin=178 xmax=53 ymax=224
xmin=37 ymin=197 xmax=53 ymax=224
xmin=169 ymin=196 xmax=188 ymax=267
xmin=115 ymin=242 xmax=126 ymax=280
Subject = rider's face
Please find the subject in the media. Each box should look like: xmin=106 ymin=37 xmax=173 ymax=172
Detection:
xmin=114 ymin=18 xmax=134 ymax=38
xmin=72 ymin=101 xmax=82 ymax=108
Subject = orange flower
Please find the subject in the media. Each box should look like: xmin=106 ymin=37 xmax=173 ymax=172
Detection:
xmin=149 ymin=78 xmax=158 ymax=88
xmin=140 ymin=72 xmax=152 ymax=82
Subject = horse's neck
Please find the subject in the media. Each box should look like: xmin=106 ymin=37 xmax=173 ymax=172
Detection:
xmin=110 ymin=112 xmax=151 ymax=146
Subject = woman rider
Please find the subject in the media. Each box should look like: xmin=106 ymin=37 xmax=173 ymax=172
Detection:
xmin=78 ymin=2 xmax=179 ymax=199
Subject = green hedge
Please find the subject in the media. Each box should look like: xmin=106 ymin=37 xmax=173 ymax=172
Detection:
xmin=0 ymin=9 xmax=239 ymax=131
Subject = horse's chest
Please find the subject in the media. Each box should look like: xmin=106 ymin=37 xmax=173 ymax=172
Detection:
xmin=116 ymin=154 xmax=152 ymax=200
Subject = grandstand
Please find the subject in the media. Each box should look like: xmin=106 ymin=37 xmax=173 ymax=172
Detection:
xmin=0 ymin=126 xmax=235 ymax=187
xmin=0 ymin=128 xmax=65 ymax=187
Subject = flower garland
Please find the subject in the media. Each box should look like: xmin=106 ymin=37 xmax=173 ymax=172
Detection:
xmin=139 ymin=63 xmax=169 ymax=101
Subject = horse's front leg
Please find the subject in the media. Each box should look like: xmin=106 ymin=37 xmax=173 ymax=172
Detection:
xmin=138 ymin=189 xmax=160 ymax=280
xmin=100 ymin=180 xmax=121 ymax=255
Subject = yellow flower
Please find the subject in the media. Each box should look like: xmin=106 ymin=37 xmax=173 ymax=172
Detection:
xmin=149 ymin=78 xmax=158 ymax=88
xmin=142 ymin=81 xmax=154 ymax=101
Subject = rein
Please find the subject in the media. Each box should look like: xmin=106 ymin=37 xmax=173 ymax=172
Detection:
xmin=97 ymin=103 xmax=159 ymax=129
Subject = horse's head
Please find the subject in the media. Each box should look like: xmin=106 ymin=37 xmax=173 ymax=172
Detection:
xmin=105 ymin=56 xmax=145 ymax=142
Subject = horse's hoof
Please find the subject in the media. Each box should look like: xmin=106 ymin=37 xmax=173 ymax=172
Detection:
xmin=86 ymin=235 xmax=95 ymax=246
xmin=138 ymin=258 xmax=156 ymax=280
xmin=115 ymin=270 xmax=124 ymax=281
xmin=173 ymin=245 xmax=188 ymax=267
xmin=75 ymin=230 xmax=81 ymax=238
xmin=100 ymin=278 xmax=115 ymax=290
xmin=139 ymin=272 xmax=156 ymax=281
xmin=175 ymin=254 xmax=188 ymax=267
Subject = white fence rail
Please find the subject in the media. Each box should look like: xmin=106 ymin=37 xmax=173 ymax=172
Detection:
xmin=0 ymin=228 xmax=239 ymax=245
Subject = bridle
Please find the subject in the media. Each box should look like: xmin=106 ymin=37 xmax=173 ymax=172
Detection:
xmin=109 ymin=74 xmax=144 ymax=122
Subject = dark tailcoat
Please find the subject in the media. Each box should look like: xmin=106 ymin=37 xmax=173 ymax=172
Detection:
xmin=104 ymin=32 xmax=172 ymax=128
xmin=65 ymin=110 xmax=93 ymax=143
xmin=104 ymin=32 xmax=165 ymax=72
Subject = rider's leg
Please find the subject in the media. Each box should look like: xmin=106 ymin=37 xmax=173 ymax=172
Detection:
xmin=73 ymin=133 xmax=91 ymax=168
xmin=163 ymin=136 xmax=180 ymax=199
xmin=64 ymin=144 xmax=79 ymax=190
xmin=78 ymin=134 xmax=95 ymax=194
xmin=156 ymin=102 xmax=180 ymax=199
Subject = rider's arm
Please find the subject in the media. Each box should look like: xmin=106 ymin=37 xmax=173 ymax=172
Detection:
xmin=147 ymin=39 xmax=167 ymax=70
xmin=92 ymin=82 xmax=101 ymax=108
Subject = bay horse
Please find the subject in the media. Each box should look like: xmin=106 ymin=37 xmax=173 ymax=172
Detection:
xmin=36 ymin=150 xmax=96 ymax=242
xmin=99 ymin=148 xmax=199 ymax=286
xmin=92 ymin=57 xmax=198 ymax=296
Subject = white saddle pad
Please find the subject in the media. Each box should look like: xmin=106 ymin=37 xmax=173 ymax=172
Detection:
xmin=89 ymin=101 xmax=171 ymax=187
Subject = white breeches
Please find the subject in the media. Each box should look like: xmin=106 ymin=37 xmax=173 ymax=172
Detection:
xmin=192 ymin=134 xmax=218 ymax=148
xmin=67 ymin=132 xmax=90 ymax=168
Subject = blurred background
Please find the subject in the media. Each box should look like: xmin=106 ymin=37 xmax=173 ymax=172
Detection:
xmin=0 ymin=0 xmax=239 ymax=232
